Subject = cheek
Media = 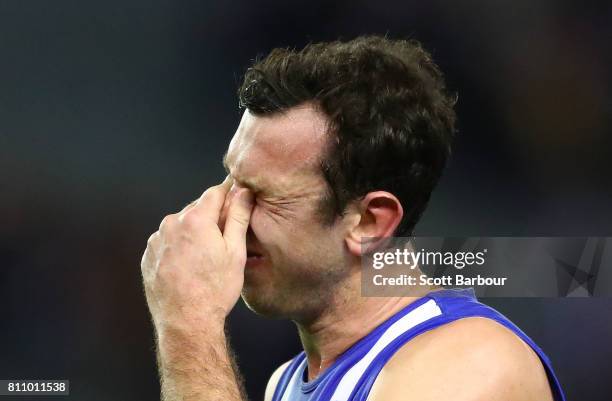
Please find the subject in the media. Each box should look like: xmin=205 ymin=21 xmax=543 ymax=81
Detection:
xmin=249 ymin=203 xmax=304 ymax=247
xmin=249 ymin=205 xmax=281 ymax=241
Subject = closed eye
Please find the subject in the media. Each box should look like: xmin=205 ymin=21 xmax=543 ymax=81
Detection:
xmin=222 ymin=153 xmax=260 ymax=193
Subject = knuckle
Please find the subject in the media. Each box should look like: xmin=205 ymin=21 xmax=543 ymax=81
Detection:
xmin=159 ymin=214 xmax=177 ymax=231
xmin=147 ymin=231 xmax=159 ymax=245
xmin=203 ymin=184 xmax=225 ymax=201
xmin=141 ymin=250 xmax=156 ymax=282
xmin=182 ymin=199 xmax=197 ymax=210
xmin=179 ymin=210 xmax=201 ymax=228
xmin=202 ymin=186 xmax=217 ymax=198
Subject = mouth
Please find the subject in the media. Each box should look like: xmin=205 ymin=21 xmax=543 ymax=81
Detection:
xmin=246 ymin=249 xmax=265 ymax=267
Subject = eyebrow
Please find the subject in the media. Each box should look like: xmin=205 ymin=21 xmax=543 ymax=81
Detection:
xmin=222 ymin=152 xmax=261 ymax=193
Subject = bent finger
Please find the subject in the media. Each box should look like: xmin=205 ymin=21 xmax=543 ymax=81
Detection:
xmin=223 ymin=188 xmax=254 ymax=255
xmin=191 ymin=176 xmax=233 ymax=224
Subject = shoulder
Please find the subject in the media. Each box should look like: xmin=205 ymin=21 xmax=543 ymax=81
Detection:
xmin=367 ymin=317 xmax=554 ymax=401
xmin=264 ymin=359 xmax=293 ymax=401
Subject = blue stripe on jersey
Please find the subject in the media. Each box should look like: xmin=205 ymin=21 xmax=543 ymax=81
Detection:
xmin=271 ymin=288 xmax=566 ymax=401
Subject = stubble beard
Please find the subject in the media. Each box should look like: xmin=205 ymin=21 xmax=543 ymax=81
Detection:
xmin=241 ymin=253 xmax=350 ymax=322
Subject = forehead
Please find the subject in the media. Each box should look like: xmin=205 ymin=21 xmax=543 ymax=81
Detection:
xmin=224 ymin=105 xmax=329 ymax=188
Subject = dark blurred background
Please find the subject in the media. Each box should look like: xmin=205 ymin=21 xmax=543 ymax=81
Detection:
xmin=1 ymin=1 xmax=611 ymax=400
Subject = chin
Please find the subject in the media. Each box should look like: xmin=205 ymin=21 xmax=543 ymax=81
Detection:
xmin=240 ymin=291 xmax=287 ymax=319
xmin=242 ymin=293 xmax=285 ymax=319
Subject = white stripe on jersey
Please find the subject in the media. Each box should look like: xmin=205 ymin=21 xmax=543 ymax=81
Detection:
xmin=280 ymin=357 xmax=308 ymax=401
xmin=330 ymin=299 xmax=442 ymax=401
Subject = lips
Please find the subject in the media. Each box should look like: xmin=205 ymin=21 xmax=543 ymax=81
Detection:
xmin=247 ymin=249 xmax=263 ymax=258
xmin=246 ymin=247 xmax=265 ymax=267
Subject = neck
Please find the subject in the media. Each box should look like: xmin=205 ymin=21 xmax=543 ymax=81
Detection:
xmin=295 ymin=273 xmax=438 ymax=381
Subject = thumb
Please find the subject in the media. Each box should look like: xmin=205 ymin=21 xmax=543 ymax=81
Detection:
xmin=223 ymin=188 xmax=254 ymax=255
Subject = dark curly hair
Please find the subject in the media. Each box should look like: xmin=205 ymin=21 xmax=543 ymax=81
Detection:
xmin=238 ymin=35 xmax=457 ymax=236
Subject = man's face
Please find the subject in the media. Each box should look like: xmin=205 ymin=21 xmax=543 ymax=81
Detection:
xmin=223 ymin=105 xmax=351 ymax=321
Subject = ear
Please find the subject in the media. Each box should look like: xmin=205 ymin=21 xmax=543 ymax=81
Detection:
xmin=344 ymin=191 xmax=404 ymax=257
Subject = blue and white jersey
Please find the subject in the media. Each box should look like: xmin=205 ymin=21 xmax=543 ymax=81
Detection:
xmin=271 ymin=288 xmax=565 ymax=401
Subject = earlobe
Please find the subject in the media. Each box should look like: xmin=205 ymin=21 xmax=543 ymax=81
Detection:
xmin=345 ymin=192 xmax=403 ymax=257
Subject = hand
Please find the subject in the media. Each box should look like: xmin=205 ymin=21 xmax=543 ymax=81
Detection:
xmin=141 ymin=178 xmax=254 ymax=335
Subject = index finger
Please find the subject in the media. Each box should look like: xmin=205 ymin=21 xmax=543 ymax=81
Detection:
xmin=190 ymin=176 xmax=233 ymax=223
